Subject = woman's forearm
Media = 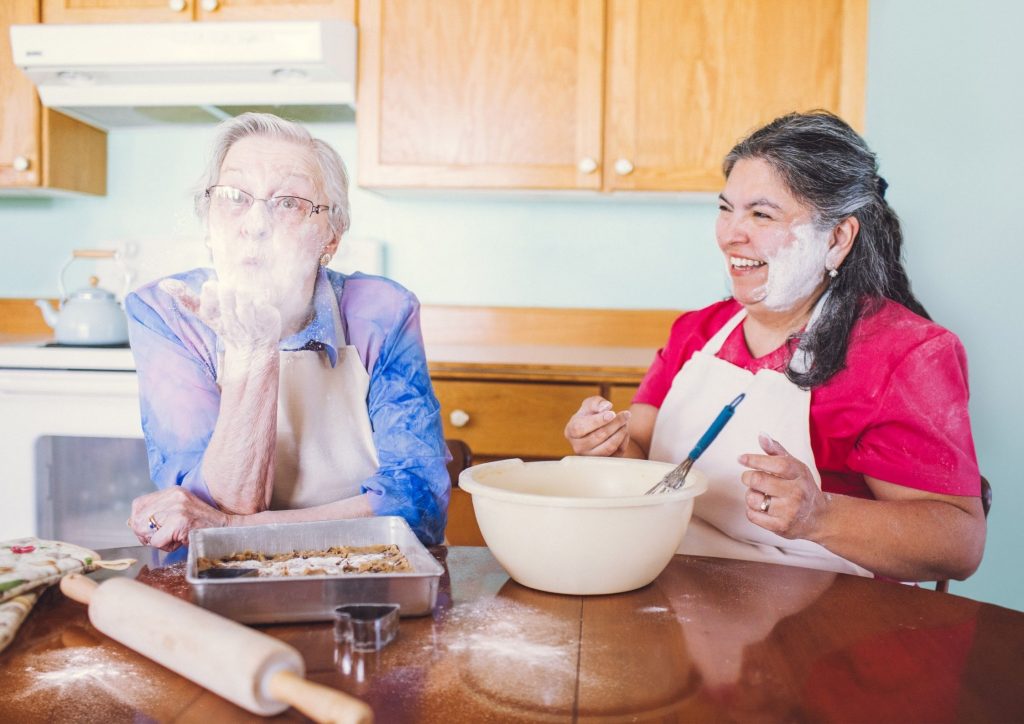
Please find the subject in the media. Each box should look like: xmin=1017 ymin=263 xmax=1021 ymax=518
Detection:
xmin=810 ymin=494 xmax=986 ymax=581
xmin=232 ymin=494 xmax=374 ymax=526
xmin=202 ymin=346 xmax=280 ymax=514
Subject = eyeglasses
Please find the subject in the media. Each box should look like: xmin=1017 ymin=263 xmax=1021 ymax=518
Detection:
xmin=205 ymin=185 xmax=329 ymax=225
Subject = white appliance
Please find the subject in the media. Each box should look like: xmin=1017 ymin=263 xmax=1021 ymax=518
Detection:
xmin=9 ymin=20 xmax=356 ymax=128
xmin=0 ymin=344 xmax=147 ymax=549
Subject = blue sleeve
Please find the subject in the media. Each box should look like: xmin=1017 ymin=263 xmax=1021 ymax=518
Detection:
xmin=359 ymin=295 xmax=451 ymax=545
xmin=125 ymin=289 xmax=220 ymax=507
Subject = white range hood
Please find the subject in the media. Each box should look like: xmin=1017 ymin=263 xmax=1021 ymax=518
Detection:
xmin=9 ymin=20 xmax=356 ymax=128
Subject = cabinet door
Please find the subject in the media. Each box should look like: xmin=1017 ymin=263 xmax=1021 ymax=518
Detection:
xmin=0 ymin=1 xmax=41 ymax=188
xmin=604 ymin=0 xmax=867 ymax=191
xmin=359 ymin=0 xmax=605 ymax=190
xmin=434 ymin=380 xmax=599 ymax=459
xmin=196 ymin=0 xmax=355 ymax=22
xmin=42 ymin=0 xmax=194 ymax=23
xmin=42 ymin=0 xmax=355 ymax=22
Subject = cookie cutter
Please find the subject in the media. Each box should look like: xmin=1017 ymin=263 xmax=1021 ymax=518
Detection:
xmin=333 ymin=603 xmax=400 ymax=652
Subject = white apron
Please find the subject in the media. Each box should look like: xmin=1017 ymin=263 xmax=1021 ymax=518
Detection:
xmin=220 ymin=298 xmax=380 ymax=510
xmin=649 ymin=307 xmax=869 ymax=576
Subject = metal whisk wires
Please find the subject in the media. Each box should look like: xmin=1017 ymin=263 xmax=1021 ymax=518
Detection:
xmin=646 ymin=393 xmax=746 ymax=495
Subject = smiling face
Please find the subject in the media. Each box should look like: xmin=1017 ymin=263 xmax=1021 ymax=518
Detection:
xmin=206 ymin=135 xmax=336 ymax=308
xmin=716 ymin=158 xmax=835 ymax=313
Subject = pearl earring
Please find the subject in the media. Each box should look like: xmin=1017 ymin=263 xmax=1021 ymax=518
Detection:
xmin=828 ymin=267 xmax=839 ymax=279
xmin=319 ymin=253 xmax=332 ymax=267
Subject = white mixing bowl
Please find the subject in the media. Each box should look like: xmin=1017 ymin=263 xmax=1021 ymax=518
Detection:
xmin=458 ymin=456 xmax=707 ymax=595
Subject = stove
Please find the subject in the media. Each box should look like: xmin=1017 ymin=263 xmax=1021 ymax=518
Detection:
xmin=0 ymin=341 xmax=147 ymax=548
xmin=0 ymin=341 xmax=136 ymax=371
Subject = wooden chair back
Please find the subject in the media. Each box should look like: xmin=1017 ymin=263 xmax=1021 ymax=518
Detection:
xmin=443 ymin=438 xmax=486 ymax=546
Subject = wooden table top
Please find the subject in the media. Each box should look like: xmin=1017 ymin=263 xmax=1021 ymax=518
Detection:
xmin=2 ymin=546 xmax=1021 ymax=723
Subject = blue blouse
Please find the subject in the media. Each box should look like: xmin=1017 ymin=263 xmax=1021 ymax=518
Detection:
xmin=125 ymin=267 xmax=450 ymax=545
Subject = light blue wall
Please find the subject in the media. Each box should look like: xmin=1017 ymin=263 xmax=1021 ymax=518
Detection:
xmin=0 ymin=125 xmax=726 ymax=307
xmin=864 ymin=0 xmax=1023 ymax=610
xmin=0 ymin=1 xmax=1019 ymax=609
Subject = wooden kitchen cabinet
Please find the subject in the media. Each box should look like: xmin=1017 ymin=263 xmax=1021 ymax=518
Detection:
xmin=604 ymin=0 xmax=867 ymax=191
xmin=423 ymin=305 xmax=671 ymax=461
xmin=607 ymin=384 xmax=640 ymax=412
xmin=420 ymin=305 xmax=671 ymax=544
xmin=434 ymin=379 xmax=600 ymax=460
xmin=358 ymin=0 xmax=605 ymax=190
xmin=0 ymin=1 xmax=106 ymax=194
xmin=41 ymin=0 xmax=355 ymax=24
xmin=358 ymin=0 xmax=866 ymax=192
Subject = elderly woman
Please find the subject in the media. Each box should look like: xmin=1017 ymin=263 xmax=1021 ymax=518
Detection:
xmin=566 ymin=111 xmax=985 ymax=582
xmin=125 ymin=113 xmax=449 ymax=550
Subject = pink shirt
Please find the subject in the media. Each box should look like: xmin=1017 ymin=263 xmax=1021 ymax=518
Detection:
xmin=634 ymin=298 xmax=980 ymax=498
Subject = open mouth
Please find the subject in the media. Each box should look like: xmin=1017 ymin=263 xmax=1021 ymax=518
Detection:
xmin=730 ymin=256 xmax=766 ymax=270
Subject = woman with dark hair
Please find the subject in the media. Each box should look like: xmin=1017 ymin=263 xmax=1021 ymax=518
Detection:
xmin=565 ymin=111 xmax=985 ymax=581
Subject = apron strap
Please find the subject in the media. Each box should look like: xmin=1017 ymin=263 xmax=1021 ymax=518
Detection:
xmin=700 ymin=308 xmax=747 ymax=356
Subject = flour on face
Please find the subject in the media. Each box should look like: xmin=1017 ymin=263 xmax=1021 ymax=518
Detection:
xmin=754 ymin=222 xmax=831 ymax=311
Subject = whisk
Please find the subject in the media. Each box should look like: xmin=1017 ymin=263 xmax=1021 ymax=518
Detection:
xmin=645 ymin=393 xmax=746 ymax=494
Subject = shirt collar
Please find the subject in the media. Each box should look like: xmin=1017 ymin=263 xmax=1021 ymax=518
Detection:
xmin=278 ymin=267 xmax=346 ymax=367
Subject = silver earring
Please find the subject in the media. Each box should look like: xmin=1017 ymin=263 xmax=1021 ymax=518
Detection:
xmin=319 ymin=253 xmax=331 ymax=267
xmin=828 ymin=267 xmax=839 ymax=279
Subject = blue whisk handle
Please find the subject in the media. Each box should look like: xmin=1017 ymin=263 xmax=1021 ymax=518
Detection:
xmin=685 ymin=393 xmax=745 ymax=461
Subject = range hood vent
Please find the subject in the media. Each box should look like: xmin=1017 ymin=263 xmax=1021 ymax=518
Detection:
xmin=9 ymin=20 xmax=356 ymax=128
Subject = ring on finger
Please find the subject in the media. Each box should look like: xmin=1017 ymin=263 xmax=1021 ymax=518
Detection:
xmin=759 ymin=493 xmax=772 ymax=513
xmin=148 ymin=514 xmax=161 ymax=531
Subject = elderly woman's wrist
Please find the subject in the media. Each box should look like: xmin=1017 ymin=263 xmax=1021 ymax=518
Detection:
xmin=224 ymin=342 xmax=278 ymax=363
xmin=222 ymin=511 xmax=245 ymax=527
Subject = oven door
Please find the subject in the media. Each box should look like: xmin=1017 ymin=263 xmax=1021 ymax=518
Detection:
xmin=0 ymin=369 xmax=151 ymax=549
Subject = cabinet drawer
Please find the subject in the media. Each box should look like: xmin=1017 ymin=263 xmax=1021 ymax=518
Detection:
xmin=434 ymin=380 xmax=599 ymax=459
xmin=607 ymin=384 xmax=639 ymax=412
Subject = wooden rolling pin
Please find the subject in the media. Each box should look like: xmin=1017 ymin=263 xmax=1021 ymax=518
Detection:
xmin=61 ymin=574 xmax=373 ymax=723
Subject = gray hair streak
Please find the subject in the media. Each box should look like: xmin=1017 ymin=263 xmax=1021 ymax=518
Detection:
xmin=194 ymin=112 xmax=351 ymax=240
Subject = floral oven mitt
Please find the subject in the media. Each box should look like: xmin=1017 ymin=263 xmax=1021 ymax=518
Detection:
xmin=0 ymin=537 xmax=133 ymax=655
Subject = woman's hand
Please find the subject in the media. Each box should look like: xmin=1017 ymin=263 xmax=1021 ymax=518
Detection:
xmin=739 ymin=433 xmax=828 ymax=540
xmin=160 ymin=278 xmax=280 ymax=353
xmin=564 ymin=396 xmax=632 ymax=456
xmin=128 ymin=487 xmax=234 ymax=553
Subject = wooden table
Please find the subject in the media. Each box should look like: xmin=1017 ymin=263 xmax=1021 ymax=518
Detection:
xmin=2 ymin=547 xmax=1022 ymax=723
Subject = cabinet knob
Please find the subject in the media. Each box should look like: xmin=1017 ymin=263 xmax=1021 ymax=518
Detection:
xmin=167 ymin=0 xmax=187 ymax=11
xmin=200 ymin=0 xmax=219 ymax=11
xmin=449 ymin=409 xmax=470 ymax=428
xmin=577 ymin=157 xmax=598 ymax=175
xmin=12 ymin=156 xmax=30 ymax=172
xmin=613 ymin=158 xmax=634 ymax=176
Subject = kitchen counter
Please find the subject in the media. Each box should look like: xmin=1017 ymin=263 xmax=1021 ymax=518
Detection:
xmin=2 ymin=546 xmax=1022 ymax=722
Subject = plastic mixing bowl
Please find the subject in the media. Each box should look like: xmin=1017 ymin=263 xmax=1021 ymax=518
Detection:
xmin=459 ymin=456 xmax=707 ymax=595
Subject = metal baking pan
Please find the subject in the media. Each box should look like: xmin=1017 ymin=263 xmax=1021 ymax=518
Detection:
xmin=185 ymin=517 xmax=443 ymax=623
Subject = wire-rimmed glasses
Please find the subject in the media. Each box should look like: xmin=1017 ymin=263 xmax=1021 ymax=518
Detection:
xmin=205 ymin=185 xmax=329 ymax=225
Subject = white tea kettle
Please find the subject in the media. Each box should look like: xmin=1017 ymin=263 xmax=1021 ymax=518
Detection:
xmin=35 ymin=249 xmax=130 ymax=346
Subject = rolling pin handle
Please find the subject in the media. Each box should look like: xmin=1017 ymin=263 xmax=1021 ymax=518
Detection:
xmin=60 ymin=573 xmax=99 ymax=604
xmin=267 ymin=669 xmax=374 ymax=724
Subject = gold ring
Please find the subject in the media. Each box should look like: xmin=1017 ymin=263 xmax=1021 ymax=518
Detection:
xmin=148 ymin=514 xmax=160 ymax=531
xmin=759 ymin=494 xmax=771 ymax=513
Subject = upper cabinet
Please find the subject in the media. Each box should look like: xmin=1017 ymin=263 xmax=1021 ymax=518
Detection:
xmin=359 ymin=0 xmax=606 ymax=190
xmin=40 ymin=0 xmax=356 ymax=24
xmin=604 ymin=0 xmax=866 ymax=191
xmin=1 ymin=1 xmax=106 ymax=195
xmin=358 ymin=0 xmax=867 ymax=192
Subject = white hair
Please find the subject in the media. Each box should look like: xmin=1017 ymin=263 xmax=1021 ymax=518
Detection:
xmin=194 ymin=112 xmax=351 ymax=239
